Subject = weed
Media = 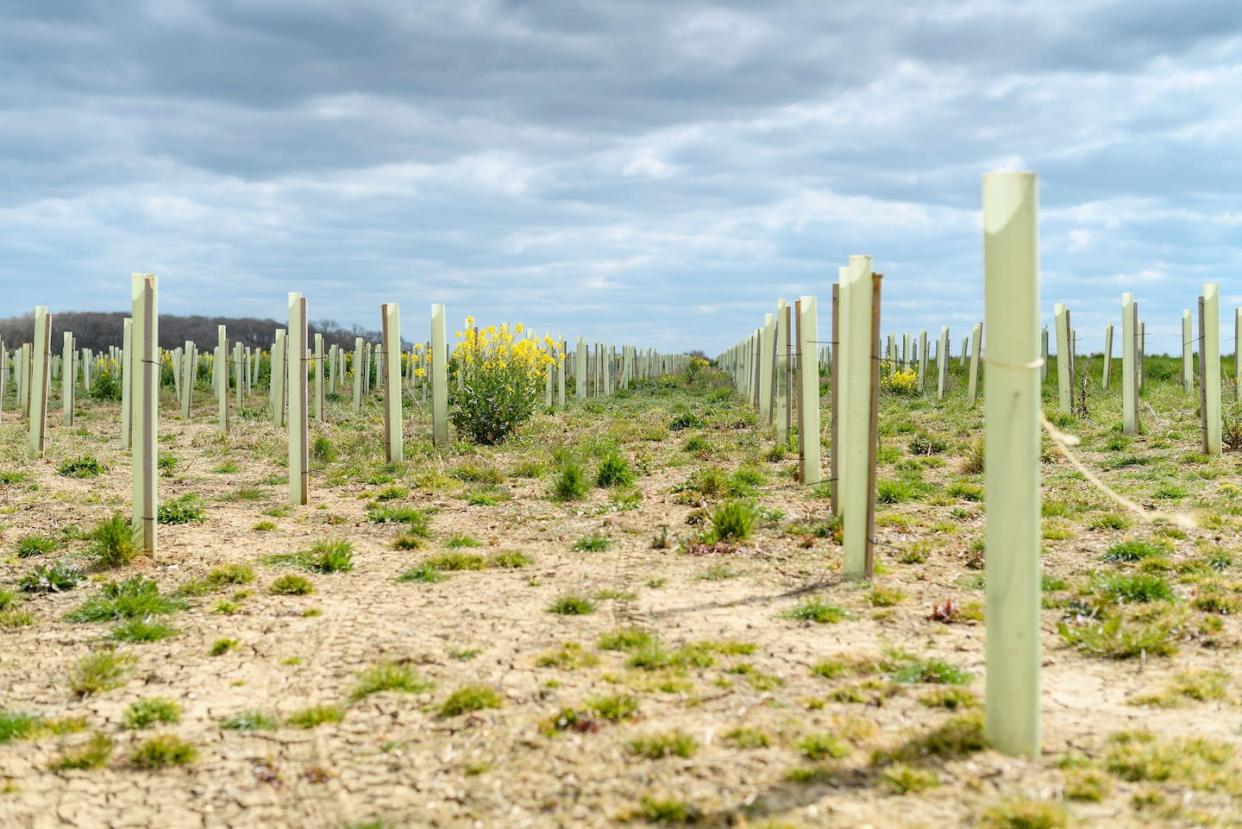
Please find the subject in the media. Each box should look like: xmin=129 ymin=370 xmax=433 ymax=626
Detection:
xmin=15 ymin=535 xmax=57 ymax=558
xmin=397 ymin=565 xmax=446 ymax=584
xmin=882 ymin=763 xmax=940 ymax=794
xmin=596 ymin=453 xmax=635 ymax=488
xmin=536 ymin=642 xmax=601 ymax=670
xmin=67 ymin=576 xmax=183 ymax=622
xmin=123 ymin=698 xmax=182 ymax=730
xmin=424 ymin=552 xmax=486 ymax=571
xmin=785 ymin=599 xmax=845 ymax=624
xmin=352 ymin=662 xmax=434 ymax=700
xmin=222 ymin=711 xmax=279 ymax=731
xmin=1102 ymin=539 xmax=1171 ymax=562
xmin=70 ymin=650 xmax=136 ymax=697
xmin=709 ymin=499 xmax=755 ymax=542
xmin=978 ymin=800 xmax=1067 ymax=829
xmin=157 ymin=494 xmax=205 ymax=524
xmin=270 ymin=574 xmax=315 ymax=595
xmin=110 ymin=619 xmax=177 ymax=643
xmin=20 ymin=562 xmax=81 ymax=593
xmin=553 ymin=463 xmax=588 ymax=501
xmin=548 ymin=594 xmax=595 ymax=615
xmin=572 ymin=533 xmax=611 ymax=552
xmin=629 ymin=731 xmax=699 ymax=759
xmin=439 ymin=685 xmax=502 ymax=717
xmin=287 ymin=705 xmax=345 ymax=728
xmin=446 ymin=534 xmax=481 ymax=548
xmin=209 ymin=638 xmax=239 ymax=656
xmin=723 ymin=726 xmax=770 ymax=749
xmin=207 ymin=564 xmax=255 ymax=587
xmin=488 ymin=550 xmax=531 ymax=568
xmin=58 ymin=456 xmax=104 ymax=478
xmin=49 ymin=732 xmax=114 ymax=771
xmin=130 ymin=734 xmax=197 ymax=768
xmin=797 ymin=733 xmax=849 ymax=761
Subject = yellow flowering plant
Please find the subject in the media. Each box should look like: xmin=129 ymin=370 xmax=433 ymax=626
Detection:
xmin=450 ymin=317 xmax=559 ymax=444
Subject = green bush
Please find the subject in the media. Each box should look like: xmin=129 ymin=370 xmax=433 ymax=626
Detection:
xmin=595 ymin=453 xmax=634 ymax=488
xmin=449 ymin=324 xmax=550 ymax=444
xmin=553 ymin=463 xmax=588 ymax=501
xmin=87 ymin=513 xmax=137 ymax=569
xmin=709 ymin=500 xmax=755 ymax=542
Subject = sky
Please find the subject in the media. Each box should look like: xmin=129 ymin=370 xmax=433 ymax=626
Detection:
xmin=2 ymin=0 xmax=1241 ymax=355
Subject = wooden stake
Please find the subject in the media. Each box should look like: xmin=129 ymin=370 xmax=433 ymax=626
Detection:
xmin=62 ymin=332 xmax=74 ymax=426
xmin=216 ymin=325 xmax=228 ymax=432
xmin=937 ymin=326 xmax=949 ymax=400
xmin=272 ymin=330 xmax=286 ymax=427
xmin=1102 ymin=323 xmax=1113 ymax=389
xmin=1182 ymin=309 xmax=1193 ymax=394
xmin=1054 ymin=304 xmax=1070 ymax=413
xmin=314 ymin=333 xmax=325 ymax=422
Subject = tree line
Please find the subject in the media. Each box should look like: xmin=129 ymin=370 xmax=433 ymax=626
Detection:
xmin=0 ymin=312 xmax=382 ymax=353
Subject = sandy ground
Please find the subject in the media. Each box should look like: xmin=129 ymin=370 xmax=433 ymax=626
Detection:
xmin=0 ymin=374 xmax=1239 ymax=828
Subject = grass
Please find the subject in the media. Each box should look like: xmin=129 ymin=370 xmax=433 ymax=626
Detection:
xmin=548 ymin=594 xmax=595 ymax=615
xmin=882 ymin=763 xmax=940 ymax=794
xmin=287 ymin=705 xmax=345 ymax=729
xmin=631 ymin=797 xmax=701 ymax=825
xmin=978 ymin=801 xmax=1068 ymax=829
xmin=1058 ymin=611 xmax=1179 ymax=659
xmin=553 ymin=463 xmax=588 ymax=500
xmin=16 ymin=534 xmax=57 ymax=558
xmin=397 ymin=564 xmax=447 ymax=584
xmin=571 ymin=533 xmax=611 ymax=552
xmin=70 ymin=650 xmax=136 ymax=697
xmin=0 ymin=710 xmax=39 ymax=743
xmin=67 ymin=576 xmax=183 ymax=622
xmin=351 ymin=662 xmax=434 ymax=700
xmin=424 ymin=552 xmax=486 ymax=571
xmin=222 ymin=711 xmax=279 ymax=731
xmin=797 ymin=733 xmax=850 ymax=761
xmin=209 ymin=638 xmax=239 ymax=655
xmin=883 ymin=651 xmax=972 ymax=685
xmin=629 ymin=730 xmax=699 ymax=759
xmin=446 ymin=534 xmax=481 ymax=548
xmin=543 ymin=695 xmax=639 ymax=734
xmin=785 ymin=598 xmax=846 ymax=624
xmin=872 ymin=713 xmax=987 ymax=764
xmin=123 ymin=698 xmax=182 ymax=730
xmin=110 ymin=618 xmax=177 ymax=643
xmin=536 ymin=642 xmax=601 ymax=670
xmin=722 ymin=726 xmax=770 ymax=749
xmin=439 ymin=685 xmax=503 ymax=717
xmin=488 ymin=550 xmax=530 ymax=568
xmin=595 ymin=453 xmax=635 ymax=488
xmin=49 ymin=732 xmax=114 ymax=771
xmin=268 ymin=540 xmax=353 ymax=573
xmin=709 ymin=499 xmax=755 ymax=542
xmin=86 ymin=513 xmax=137 ymax=568
xmin=130 ymin=734 xmax=197 ymax=768
xmin=1092 ymin=572 xmax=1174 ymax=604
xmin=270 ymin=574 xmax=315 ymax=595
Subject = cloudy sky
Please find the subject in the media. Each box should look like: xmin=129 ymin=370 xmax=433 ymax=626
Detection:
xmin=3 ymin=1 xmax=1241 ymax=354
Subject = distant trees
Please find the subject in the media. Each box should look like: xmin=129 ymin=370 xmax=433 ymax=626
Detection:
xmin=0 ymin=312 xmax=382 ymax=352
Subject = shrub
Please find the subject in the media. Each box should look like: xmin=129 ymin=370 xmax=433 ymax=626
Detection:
xmin=449 ymin=321 xmax=553 ymax=444
xmin=882 ymin=368 xmax=918 ymax=395
xmin=86 ymin=513 xmax=137 ymax=569
xmin=88 ymin=366 xmax=123 ymax=401
xmin=58 ymin=456 xmax=104 ymax=478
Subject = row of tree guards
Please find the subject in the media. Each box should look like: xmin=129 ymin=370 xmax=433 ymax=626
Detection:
xmin=717 ymin=172 xmax=1234 ymax=761
xmin=2 ymin=288 xmax=687 ymax=544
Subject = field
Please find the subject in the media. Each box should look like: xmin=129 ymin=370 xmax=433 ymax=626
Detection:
xmin=1 ymin=356 xmax=1239 ymax=828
